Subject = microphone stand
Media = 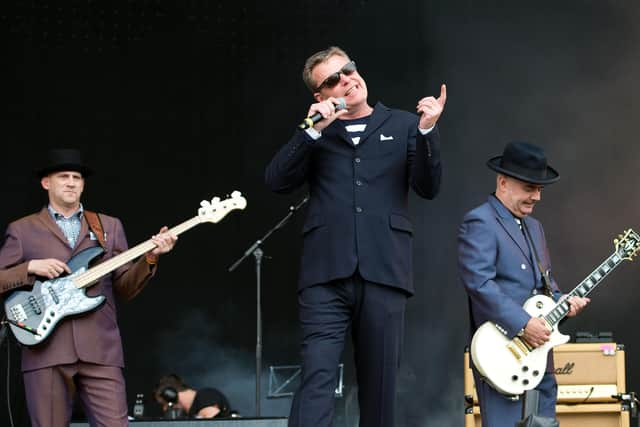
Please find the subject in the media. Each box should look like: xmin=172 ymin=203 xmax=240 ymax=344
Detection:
xmin=227 ymin=194 xmax=309 ymax=417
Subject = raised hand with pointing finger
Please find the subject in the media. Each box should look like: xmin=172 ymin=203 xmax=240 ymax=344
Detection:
xmin=417 ymin=83 xmax=447 ymax=130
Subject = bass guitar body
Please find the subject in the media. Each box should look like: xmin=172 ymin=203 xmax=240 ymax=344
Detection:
xmin=5 ymin=247 xmax=105 ymax=346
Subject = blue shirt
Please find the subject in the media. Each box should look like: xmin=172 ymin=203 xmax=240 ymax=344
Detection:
xmin=48 ymin=204 xmax=84 ymax=248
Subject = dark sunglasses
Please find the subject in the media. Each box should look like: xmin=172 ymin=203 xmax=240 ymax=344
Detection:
xmin=315 ymin=61 xmax=357 ymax=91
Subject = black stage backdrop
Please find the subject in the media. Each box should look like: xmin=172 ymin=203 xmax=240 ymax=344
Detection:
xmin=1 ymin=1 xmax=640 ymax=426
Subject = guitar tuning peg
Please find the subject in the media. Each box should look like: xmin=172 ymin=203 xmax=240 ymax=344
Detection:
xmin=212 ymin=197 xmax=221 ymax=204
xmin=231 ymin=190 xmax=241 ymax=198
xmin=614 ymin=239 xmax=619 ymax=245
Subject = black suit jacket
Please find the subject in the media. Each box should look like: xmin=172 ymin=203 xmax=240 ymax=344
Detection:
xmin=266 ymin=102 xmax=442 ymax=294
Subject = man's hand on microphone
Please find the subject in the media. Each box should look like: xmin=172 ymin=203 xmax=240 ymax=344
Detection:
xmin=307 ymin=97 xmax=348 ymax=131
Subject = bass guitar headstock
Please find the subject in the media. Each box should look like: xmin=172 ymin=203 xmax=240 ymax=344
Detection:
xmin=198 ymin=191 xmax=247 ymax=223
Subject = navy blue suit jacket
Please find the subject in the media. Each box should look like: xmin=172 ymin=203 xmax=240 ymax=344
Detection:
xmin=458 ymin=196 xmax=562 ymax=339
xmin=266 ymin=102 xmax=442 ymax=294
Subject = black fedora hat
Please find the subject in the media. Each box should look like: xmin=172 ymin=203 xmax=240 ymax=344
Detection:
xmin=487 ymin=141 xmax=559 ymax=185
xmin=36 ymin=148 xmax=93 ymax=178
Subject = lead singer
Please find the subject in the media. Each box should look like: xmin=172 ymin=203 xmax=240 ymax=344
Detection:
xmin=265 ymin=46 xmax=446 ymax=427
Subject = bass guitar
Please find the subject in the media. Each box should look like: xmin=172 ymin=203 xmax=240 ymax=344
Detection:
xmin=4 ymin=191 xmax=247 ymax=346
xmin=470 ymin=228 xmax=640 ymax=396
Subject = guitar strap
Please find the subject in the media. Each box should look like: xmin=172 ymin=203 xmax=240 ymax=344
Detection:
xmin=521 ymin=219 xmax=555 ymax=298
xmin=84 ymin=210 xmax=107 ymax=250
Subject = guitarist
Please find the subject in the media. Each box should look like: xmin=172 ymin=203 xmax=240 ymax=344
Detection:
xmin=457 ymin=141 xmax=589 ymax=427
xmin=0 ymin=148 xmax=177 ymax=427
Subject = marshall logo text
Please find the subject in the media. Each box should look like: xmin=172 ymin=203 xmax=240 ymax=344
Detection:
xmin=555 ymin=362 xmax=575 ymax=375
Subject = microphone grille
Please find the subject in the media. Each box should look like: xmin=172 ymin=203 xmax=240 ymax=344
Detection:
xmin=335 ymin=98 xmax=347 ymax=111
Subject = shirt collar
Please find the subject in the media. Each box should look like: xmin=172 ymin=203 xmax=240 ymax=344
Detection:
xmin=48 ymin=203 xmax=84 ymax=220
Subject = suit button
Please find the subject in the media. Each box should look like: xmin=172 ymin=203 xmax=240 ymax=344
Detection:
xmin=354 ymin=157 xmax=361 ymax=163
xmin=355 ymin=206 xmax=363 ymax=213
xmin=355 ymin=180 xmax=362 ymax=186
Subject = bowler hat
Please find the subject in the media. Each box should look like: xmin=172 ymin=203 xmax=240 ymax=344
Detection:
xmin=36 ymin=148 xmax=93 ymax=178
xmin=487 ymin=141 xmax=559 ymax=185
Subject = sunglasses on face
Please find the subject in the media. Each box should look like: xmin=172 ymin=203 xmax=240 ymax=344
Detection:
xmin=315 ymin=61 xmax=357 ymax=92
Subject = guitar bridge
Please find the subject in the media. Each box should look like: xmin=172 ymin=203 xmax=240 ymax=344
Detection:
xmin=9 ymin=304 xmax=27 ymax=323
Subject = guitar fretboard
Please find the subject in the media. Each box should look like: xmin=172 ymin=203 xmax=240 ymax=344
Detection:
xmin=72 ymin=216 xmax=203 ymax=289
xmin=544 ymin=252 xmax=623 ymax=327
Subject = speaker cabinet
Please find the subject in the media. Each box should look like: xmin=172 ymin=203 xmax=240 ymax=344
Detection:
xmin=465 ymin=343 xmax=626 ymax=404
xmin=465 ymin=404 xmax=630 ymax=427
xmin=464 ymin=343 xmax=630 ymax=426
xmin=554 ymin=343 xmax=625 ymax=402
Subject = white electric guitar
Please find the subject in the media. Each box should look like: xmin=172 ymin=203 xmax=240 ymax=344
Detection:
xmin=471 ymin=228 xmax=640 ymax=396
xmin=4 ymin=191 xmax=247 ymax=346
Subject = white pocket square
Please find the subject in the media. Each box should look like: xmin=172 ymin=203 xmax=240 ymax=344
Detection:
xmin=380 ymin=134 xmax=394 ymax=141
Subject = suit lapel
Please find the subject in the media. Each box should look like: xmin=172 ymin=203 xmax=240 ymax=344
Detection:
xmin=37 ymin=208 xmax=99 ymax=258
xmin=488 ymin=196 xmax=533 ymax=267
xmin=72 ymin=216 xmax=94 ymax=255
xmin=521 ymin=216 xmax=543 ymax=264
xmin=36 ymin=208 xmax=70 ymax=249
xmin=358 ymin=102 xmax=391 ymax=146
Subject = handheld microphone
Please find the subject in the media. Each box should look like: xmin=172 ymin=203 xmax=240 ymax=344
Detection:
xmin=298 ymin=98 xmax=347 ymax=129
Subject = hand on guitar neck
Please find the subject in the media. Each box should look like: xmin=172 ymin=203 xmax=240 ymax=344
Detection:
xmin=563 ymin=294 xmax=590 ymax=318
xmin=146 ymin=226 xmax=178 ymax=263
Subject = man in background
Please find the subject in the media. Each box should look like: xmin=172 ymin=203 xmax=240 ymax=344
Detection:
xmin=153 ymin=373 xmax=232 ymax=419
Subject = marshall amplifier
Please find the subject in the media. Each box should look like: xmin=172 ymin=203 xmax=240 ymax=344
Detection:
xmin=464 ymin=343 xmax=630 ymax=426
xmin=553 ymin=342 xmax=625 ymax=403
xmin=464 ymin=342 xmax=626 ymax=404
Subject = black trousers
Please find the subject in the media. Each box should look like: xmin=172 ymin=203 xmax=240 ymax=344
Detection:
xmin=288 ymin=273 xmax=407 ymax=427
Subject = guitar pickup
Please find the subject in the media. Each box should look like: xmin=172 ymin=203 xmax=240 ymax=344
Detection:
xmin=28 ymin=295 xmax=42 ymax=315
xmin=46 ymin=286 xmax=60 ymax=304
xmin=513 ymin=337 xmax=532 ymax=354
xmin=507 ymin=343 xmax=522 ymax=361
